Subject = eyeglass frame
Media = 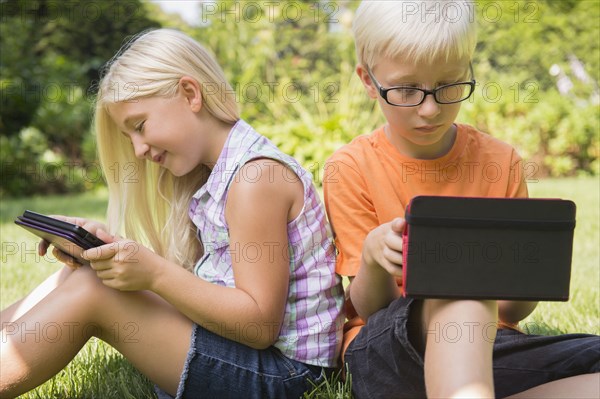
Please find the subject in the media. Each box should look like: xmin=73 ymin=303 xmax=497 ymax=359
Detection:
xmin=367 ymin=63 xmax=476 ymax=107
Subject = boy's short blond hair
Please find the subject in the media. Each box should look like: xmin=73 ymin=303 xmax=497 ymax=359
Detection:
xmin=353 ymin=0 xmax=477 ymax=69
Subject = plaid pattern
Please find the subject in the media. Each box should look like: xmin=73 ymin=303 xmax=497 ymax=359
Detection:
xmin=188 ymin=120 xmax=344 ymax=367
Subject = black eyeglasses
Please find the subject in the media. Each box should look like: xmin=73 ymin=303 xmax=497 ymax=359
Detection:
xmin=367 ymin=64 xmax=476 ymax=107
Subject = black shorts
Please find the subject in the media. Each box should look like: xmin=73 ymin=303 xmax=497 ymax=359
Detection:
xmin=345 ymin=297 xmax=600 ymax=398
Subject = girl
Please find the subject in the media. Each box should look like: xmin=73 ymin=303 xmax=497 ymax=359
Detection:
xmin=0 ymin=29 xmax=344 ymax=398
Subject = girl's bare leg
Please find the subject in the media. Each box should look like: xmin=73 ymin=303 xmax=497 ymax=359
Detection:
xmin=0 ymin=266 xmax=193 ymax=397
xmin=1 ymin=266 xmax=74 ymax=327
xmin=417 ymin=299 xmax=498 ymax=398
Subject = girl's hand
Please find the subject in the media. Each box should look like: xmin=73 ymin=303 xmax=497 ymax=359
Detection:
xmin=363 ymin=217 xmax=405 ymax=278
xmin=37 ymin=216 xmax=109 ymax=269
xmin=50 ymin=215 xmax=108 ymax=236
xmin=82 ymin=229 xmax=162 ymax=291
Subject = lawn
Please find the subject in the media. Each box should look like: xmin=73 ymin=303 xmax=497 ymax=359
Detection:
xmin=1 ymin=177 xmax=598 ymax=398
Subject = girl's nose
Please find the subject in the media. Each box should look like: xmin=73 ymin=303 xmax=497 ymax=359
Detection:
xmin=130 ymin=135 xmax=150 ymax=159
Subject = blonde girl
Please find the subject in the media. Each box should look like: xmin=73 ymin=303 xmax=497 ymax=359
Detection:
xmin=1 ymin=29 xmax=344 ymax=398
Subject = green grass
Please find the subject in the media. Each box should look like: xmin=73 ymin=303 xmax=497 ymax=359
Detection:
xmin=1 ymin=177 xmax=598 ymax=398
xmin=523 ymin=178 xmax=600 ymax=336
xmin=0 ymin=188 xmax=156 ymax=399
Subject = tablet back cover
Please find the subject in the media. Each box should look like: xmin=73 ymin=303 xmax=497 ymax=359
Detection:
xmin=402 ymin=196 xmax=575 ymax=301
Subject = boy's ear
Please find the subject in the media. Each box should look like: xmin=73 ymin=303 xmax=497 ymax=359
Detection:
xmin=179 ymin=76 xmax=203 ymax=112
xmin=356 ymin=64 xmax=378 ymax=99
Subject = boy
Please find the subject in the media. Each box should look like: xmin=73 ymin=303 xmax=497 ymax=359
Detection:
xmin=324 ymin=1 xmax=599 ymax=398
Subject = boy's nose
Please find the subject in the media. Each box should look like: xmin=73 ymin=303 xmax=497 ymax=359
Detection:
xmin=417 ymin=94 xmax=441 ymax=118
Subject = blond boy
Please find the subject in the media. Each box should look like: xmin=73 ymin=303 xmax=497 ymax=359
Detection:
xmin=324 ymin=1 xmax=600 ymax=397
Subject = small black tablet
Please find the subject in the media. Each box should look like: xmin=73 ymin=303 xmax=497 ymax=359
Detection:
xmin=15 ymin=210 xmax=106 ymax=262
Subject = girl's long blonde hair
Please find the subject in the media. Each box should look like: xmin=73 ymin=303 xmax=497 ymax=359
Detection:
xmin=94 ymin=29 xmax=239 ymax=270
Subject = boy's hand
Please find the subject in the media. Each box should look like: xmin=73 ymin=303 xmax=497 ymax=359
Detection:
xmin=352 ymin=218 xmax=405 ymax=320
xmin=363 ymin=217 xmax=405 ymax=279
xmin=82 ymin=230 xmax=162 ymax=292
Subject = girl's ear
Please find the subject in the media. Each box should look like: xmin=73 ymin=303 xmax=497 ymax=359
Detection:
xmin=179 ymin=76 xmax=203 ymax=112
xmin=356 ymin=64 xmax=378 ymax=99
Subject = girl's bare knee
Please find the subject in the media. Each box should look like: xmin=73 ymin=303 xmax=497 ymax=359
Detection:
xmin=56 ymin=265 xmax=76 ymax=281
xmin=63 ymin=266 xmax=112 ymax=304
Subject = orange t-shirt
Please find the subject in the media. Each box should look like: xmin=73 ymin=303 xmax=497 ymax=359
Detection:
xmin=323 ymin=124 xmax=528 ymax=356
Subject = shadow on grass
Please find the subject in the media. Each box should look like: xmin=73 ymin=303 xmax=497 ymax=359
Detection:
xmin=520 ymin=321 xmax=569 ymax=336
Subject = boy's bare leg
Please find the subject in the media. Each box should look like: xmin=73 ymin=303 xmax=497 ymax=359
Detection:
xmin=419 ymin=299 xmax=497 ymax=398
xmin=1 ymin=266 xmax=74 ymax=327
xmin=0 ymin=266 xmax=192 ymax=397
xmin=507 ymin=373 xmax=600 ymax=399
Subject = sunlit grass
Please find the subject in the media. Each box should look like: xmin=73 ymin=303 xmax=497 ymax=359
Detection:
xmin=1 ymin=177 xmax=598 ymax=398
xmin=523 ymin=177 xmax=599 ymax=335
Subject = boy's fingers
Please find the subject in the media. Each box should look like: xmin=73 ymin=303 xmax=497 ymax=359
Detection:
xmin=385 ymin=231 xmax=404 ymax=252
xmin=383 ymin=245 xmax=403 ymax=266
xmin=381 ymin=259 xmax=403 ymax=277
xmin=390 ymin=217 xmax=405 ymax=233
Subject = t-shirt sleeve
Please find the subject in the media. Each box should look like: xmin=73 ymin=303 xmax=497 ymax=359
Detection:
xmin=324 ymin=151 xmax=380 ymax=277
xmin=507 ymin=149 xmax=529 ymax=199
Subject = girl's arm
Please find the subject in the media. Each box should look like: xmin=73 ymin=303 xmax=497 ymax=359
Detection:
xmin=84 ymin=159 xmax=302 ymax=349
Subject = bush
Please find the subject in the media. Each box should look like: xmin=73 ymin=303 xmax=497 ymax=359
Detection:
xmin=0 ymin=127 xmax=101 ymax=197
xmin=459 ymin=84 xmax=599 ymax=177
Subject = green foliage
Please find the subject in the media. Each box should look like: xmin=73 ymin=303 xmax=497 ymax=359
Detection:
xmin=1 ymin=0 xmax=598 ymax=195
xmin=0 ymin=127 xmax=91 ymax=197
xmin=197 ymin=1 xmax=381 ymax=183
xmin=198 ymin=0 xmax=599 ymax=182
xmin=0 ymin=0 xmax=160 ymax=197
xmin=459 ymin=86 xmax=600 ymax=177
xmin=462 ymin=0 xmax=600 ymax=177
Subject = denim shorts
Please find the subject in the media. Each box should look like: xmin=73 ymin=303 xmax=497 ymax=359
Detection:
xmin=345 ymin=297 xmax=600 ymax=399
xmin=154 ymin=323 xmax=329 ymax=399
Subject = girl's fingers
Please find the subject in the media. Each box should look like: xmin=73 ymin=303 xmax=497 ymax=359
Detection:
xmin=51 ymin=247 xmax=82 ymax=269
xmin=38 ymin=240 xmax=50 ymax=256
xmin=95 ymin=229 xmax=115 ymax=243
xmin=82 ymin=242 xmax=119 ymax=262
xmin=48 ymin=214 xmax=85 ymax=227
xmin=93 ymin=268 xmax=114 ymax=280
xmin=88 ymin=259 xmax=113 ymax=272
xmin=48 ymin=215 xmax=103 ymax=232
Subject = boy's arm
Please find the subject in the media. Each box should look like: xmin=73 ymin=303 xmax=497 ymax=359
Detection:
xmin=352 ymin=220 xmax=403 ymax=321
